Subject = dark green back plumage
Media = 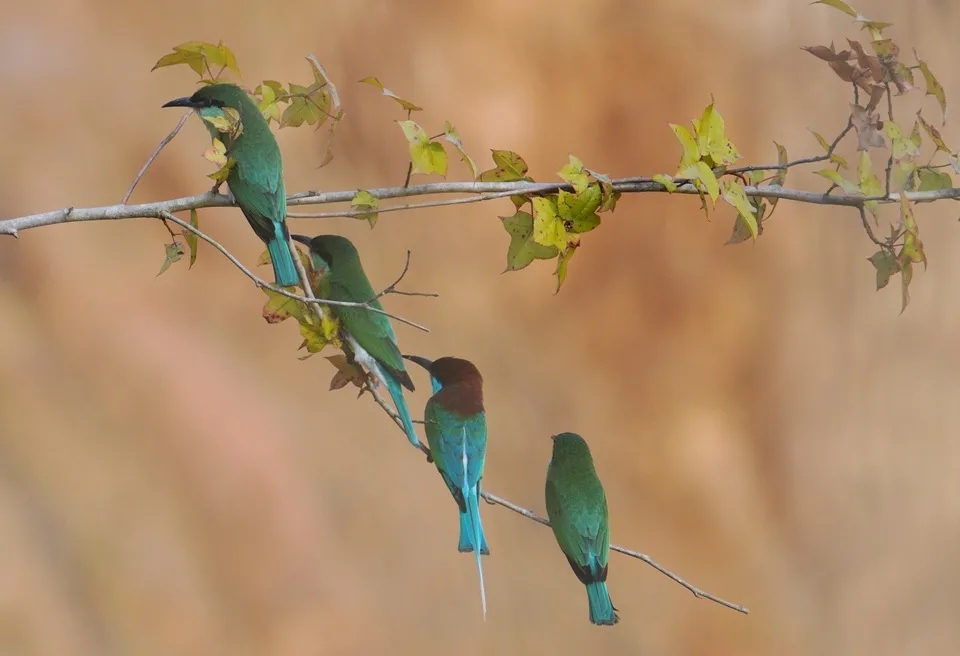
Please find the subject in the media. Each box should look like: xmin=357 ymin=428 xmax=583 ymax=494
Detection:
xmin=545 ymin=432 xmax=610 ymax=584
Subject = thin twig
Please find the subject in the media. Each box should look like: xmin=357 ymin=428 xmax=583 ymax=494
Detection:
xmin=372 ymin=250 xmax=438 ymax=300
xmin=156 ymin=211 xmax=430 ymax=331
xmin=287 ymin=189 xmax=526 ymax=219
xmin=122 ymin=111 xmax=192 ymax=204
xmin=858 ymin=206 xmax=887 ymax=248
xmin=479 ymin=490 xmax=749 ymax=614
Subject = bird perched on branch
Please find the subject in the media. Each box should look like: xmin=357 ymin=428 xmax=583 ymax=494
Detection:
xmin=291 ymin=234 xmax=419 ymax=447
xmin=162 ymin=83 xmax=299 ymax=287
xmin=545 ymin=432 xmax=619 ymax=626
xmin=404 ymin=354 xmax=490 ymax=618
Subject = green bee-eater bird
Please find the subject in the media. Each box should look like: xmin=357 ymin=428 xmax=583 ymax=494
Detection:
xmin=545 ymin=432 xmax=619 ymax=626
xmin=290 ymin=234 xmax=420 ymax=447
xmin=404 ymin=354 xmax=489 ymax=619
xmin=162 ymin=83 xmax=300 ymax=287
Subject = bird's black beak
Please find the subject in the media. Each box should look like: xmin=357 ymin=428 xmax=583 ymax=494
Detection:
xmin=403 ymin=354 xmax=434 ymax=372
xmin=161 ymin=96 xmax=197 ymax=109
xmin=290 ymin=234 xmax=313 ymax=247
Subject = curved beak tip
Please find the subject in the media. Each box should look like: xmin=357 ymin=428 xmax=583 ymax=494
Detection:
xmin=403 ymin=354 xmax=434 ymax=371
xmin=290 ymin=234 xmax=312 ymax=246
xmin=161 ymin=97 xmax=194 ymax=109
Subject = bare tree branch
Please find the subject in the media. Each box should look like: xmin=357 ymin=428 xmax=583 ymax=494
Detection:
xmin=6 ymin=177 xmax=960 ymax=239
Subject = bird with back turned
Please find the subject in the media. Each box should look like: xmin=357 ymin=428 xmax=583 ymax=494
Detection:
xmin=545 ymin=431 xmax=619 ymax=626
xmin=405 ymin=354 xmax=490 ymax=618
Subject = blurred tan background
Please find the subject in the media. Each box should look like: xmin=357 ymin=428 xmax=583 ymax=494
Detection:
xmin=1 ymin=0 xmax=958 ymax=654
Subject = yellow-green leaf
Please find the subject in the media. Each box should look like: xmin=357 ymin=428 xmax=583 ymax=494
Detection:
xmin=500 ymin=210 xmax=559 ymax=272
xmin=900 ymin=196 xmax=926 ymax=270
xmin=299 ymin=311 xmax=341 ymax=353
xmin=351 ymin=190 xmax=379 ymax=228
xmin=678 ymin=161 xmax=720 ymax=203
xmin=652 ymin=174 xmax=678 ymax=192
xmin=157 ymin=242 xmax=184 ymax=277
xmin=899 ymin=258 xmax=913 ymax=314
xmin=812 ymin=0 xmax=857 ymax=17
xmin=858 ymin=150 xmax=883 ymax=219
xmin=186 ymin=208 xmax=199 ymax=269
xmin=810 ymin=129 xmax=832 ymax=152
xmin=721 ymin=180 xmax=758 ymax=239
xmin=531 ymin=196 xmax=567 ymax=251
xmin=767 ymin=142 xmax=789 ymax=215
xmin=557 ymin=186 xmax=602 ymax=234
xmin=558 ymin=155 xmax=590 ymax=194
xmin=262 ymin=288 xmax=308 ymax=324
xmin=915 ymin=51 xmax=948 ymax=124
xmin=442 ymin=122 xmax=478 ymax=180
xmin=891 ymin=162 xmax=917 ymax=192
xmin=554 ymin=242 xmax=578 ymax=294
xmin=693 ymin=103 xmax=741 ymax=167
xmin=358 ymin=76 xmax=423 ymax=112
xmin=669 ymin=123 xmax=700 ymax=169
xmin=478 ymin=150 xmax=530 ymax=182
xmin=280 ymin=82 xmax=330 ymax=128
xmin=397 ymin=120 xmax=448 ymax=176
xmin=916 ymin=111 xmax=950 ymax=152
xmin=814 ymin=168 xmax=860 ymax=194
xmin=885 ymin=121 xmax=920 ymax=160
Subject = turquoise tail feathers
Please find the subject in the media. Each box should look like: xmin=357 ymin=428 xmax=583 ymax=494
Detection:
xmin=458 ymin=489 xmax=489 ymax=555
xmin=461 ymin=487 xmax=488 ymax=620
xmin=585 ymin=580 xmax=618 ymax=626
xmin=267 ymin=226 xmax=299 ymax=287
xmin=384 ymin=373 xmax=420 ymax=447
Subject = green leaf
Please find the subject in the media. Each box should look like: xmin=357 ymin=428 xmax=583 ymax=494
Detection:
xmin=669 ymin=123 xmax=701 ymax=169
xmin=915 ymin=51 xmax=948 ymax=124
xmin=721 ymin=180 xmax=758 ymax=239
xmin=917 ymin=167 xmax=952 ymax=192
xmin=397 ymin=120 xmax=448 ymax=176
xmin=531 ymin=196 xmax=568 ymax=251
xmin=727 ymin=199 xmax=766 ymax=245
xmin=554 ymin=242 xmax=578 ymax=294
xmin=557 ymin=185 xmax=602 ymax=233
xmin=157 ymin=242 xmax=184 ymax=277
xmin=558 ymin=155 xmax=590 ymax=194
xmin=478 ymin=150 xmax=530 ymax=182
xmin=867 ymin=250 xmax=900 ymax=290
xmin=811 ymin=0 xmax=857 ymax=17
xmin=442 ymin=122 xmax=478 ymax=180
xmin=500 ymin=210 xmax=559 ymax=272
xmin=350 ymin=190 xmax=379 ymax=228
xmin=186 ymin=209 xmax=199 ymax=269
xmin=358 ymin=76 xmax=423 ymax=112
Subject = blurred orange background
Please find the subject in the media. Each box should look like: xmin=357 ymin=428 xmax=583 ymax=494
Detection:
xmin=1 ymin=0 xmax=959 ymax=654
